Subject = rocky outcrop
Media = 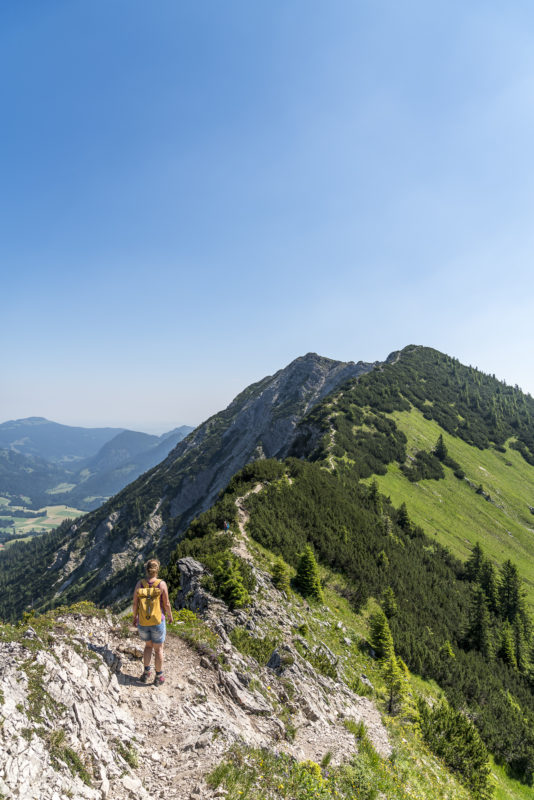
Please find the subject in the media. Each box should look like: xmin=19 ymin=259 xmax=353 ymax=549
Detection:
xmin=0 ymin=618 xmax=144 ymax=800
xmin=174 ymin=557 xmax=217 ymax=614
xmin=167 ymin=353 xmax=375 ymax=519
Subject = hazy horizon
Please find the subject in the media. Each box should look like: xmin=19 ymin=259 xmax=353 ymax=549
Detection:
xmin=3 ymin=343 xmax=534 ymax=434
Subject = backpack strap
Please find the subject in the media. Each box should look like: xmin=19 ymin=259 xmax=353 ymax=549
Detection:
xmin=140 ymin=579 xmax=161 ymax=590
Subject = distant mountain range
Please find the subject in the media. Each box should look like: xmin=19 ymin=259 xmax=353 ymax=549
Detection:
xmin=0 ymin=417 xmax=194 ymax=510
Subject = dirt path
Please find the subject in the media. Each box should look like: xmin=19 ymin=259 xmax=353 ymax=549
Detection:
xmin=115 ymin=633 xmax=227 ymax=800
xmin=233 ymin=483 xmax=263 ymax=562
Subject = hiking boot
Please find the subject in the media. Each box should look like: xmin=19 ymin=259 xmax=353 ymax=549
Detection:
xmin=139 ymin=669 xmax=152 ymax=683
xmin=154 ymin=673 xmax=165 ymax=686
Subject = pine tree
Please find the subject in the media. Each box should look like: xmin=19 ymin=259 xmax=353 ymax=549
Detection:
xmin=439 ymin=639 xmax=456 ymax=662
xmin=497 ymin=622 xmax=516 ymax=668
xmin=271 ymin=557 xmax=291 ymax=594
xmin=418 ymin=699 xmax=493 ymax=800
xmin=382 ymin=653 xmax=405 ymax=714
xmin=513 ymin=616 xmax=527 ymax=672
xmin=498 ymin=559 xmax=523 ymax=623
xmin=465 ymin=585 xmax=493 ymax=658
xmin=434 ymin=433 xmax=448 ymax=462
xmin=369 ymin=609 xmax=395 ymax=660
xmin=381 ymin=586 xmax=398 ymax=618
xmin=217 ymin=559 xmax=250 ymax=609
xmin=479 ymin=559 xmax=498 ymax=613
xmin=397 ymin=502 xmax=411 ymax=533
xmin=466 ymin=542 xmax=484 ymax=582
xmin=295 ymin=545 xmax=324 ymax=603
xmin=367 ymin=479 xmax=382 ymax=513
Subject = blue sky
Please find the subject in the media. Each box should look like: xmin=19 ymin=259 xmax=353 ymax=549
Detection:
xmin=2 ymin=1 xmax=534 ymax=432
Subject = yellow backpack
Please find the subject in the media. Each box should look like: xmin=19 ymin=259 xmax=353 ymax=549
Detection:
xmin=138 ymin=579 xmax=162 ymax=625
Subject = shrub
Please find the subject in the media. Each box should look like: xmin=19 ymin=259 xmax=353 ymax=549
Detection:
xmin=272 ymin=557 xmax=291 ymax=594
xmin=418 ymin=698 xmax=493 ymax=800
xmin=201 ymin=552 xmax=255 ymax=609
xmin=229 ymin=626 xmax=279 ymax=666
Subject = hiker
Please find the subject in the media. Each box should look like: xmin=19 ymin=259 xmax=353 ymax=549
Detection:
xmin=132 ymin=558 xmax=174 ymax=685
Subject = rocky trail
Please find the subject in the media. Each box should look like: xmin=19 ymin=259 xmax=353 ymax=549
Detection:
xmin=1 ymin=501 xmax=390 ymax=800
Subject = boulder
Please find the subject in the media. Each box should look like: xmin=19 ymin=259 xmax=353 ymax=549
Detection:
xmin=174 ymin=557 xmax=213 ymax=613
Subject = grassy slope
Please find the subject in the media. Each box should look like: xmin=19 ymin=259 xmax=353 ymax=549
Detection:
xmin=362 ymin=407 xmax=534 ymax=608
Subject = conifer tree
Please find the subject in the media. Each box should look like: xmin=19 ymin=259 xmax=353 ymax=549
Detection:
xmin=381 ymin=586 xmax=398 ymax=618
xmin=434 ymin=433 xmax=448 ymax=461
xmin=271 ymin=557 xmax=291 ymax=595
xmin=369 ymin=609 xmax=395 ymax=660
xmin=397 ymin=502 xmax=411 ymax=533
xmin=497 ymin=621 xmax=516 ymax=668
xmin=418 ymin=699 xmax=493 ymax=800
xmin=479 ymin=559 xmax=498 ymax=613
xmin=367 ymin=479 xmax=382 ymax=513
xmin=218 ymin=559 xmax=250 ymax=609
xmin=513 ymin=617 xmax=527 ymax=673
xmin=466 ymin=542 xmax=484 ymax=582
xmin=295 ymin=545 xmax=324 ymax=603
xmin=439 ymin=639 xmax=456 ymax=661
xmin=382 ymin=653 xmax=404 ymax=714
xmin=498 ymin=559 xmax=523 ymax=623
xmin=465 ymin=585 xmax=493 ymax=658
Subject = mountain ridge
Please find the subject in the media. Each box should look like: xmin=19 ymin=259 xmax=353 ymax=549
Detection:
xmin=0 ymin=352 xmax=377 ymax=613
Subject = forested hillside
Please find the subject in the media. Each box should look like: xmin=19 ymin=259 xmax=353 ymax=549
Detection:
xmin=291 ymin=345 xmax=534 ymax=604
xmin=165 ymin=456 xmax=534 ymax=786
xmin=161 ymin=346 xmax=534 ymax=788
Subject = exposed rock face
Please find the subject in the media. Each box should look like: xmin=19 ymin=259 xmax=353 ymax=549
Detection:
xmin=174 ymin=557 xmax=216 ymax=614
xmin=0 ymin=616 xmax=142 ymax=800
xmin=167 ymin=352 xmax=375 ymax=519
xmin=29 ymin=353 xmax=377 ymax=612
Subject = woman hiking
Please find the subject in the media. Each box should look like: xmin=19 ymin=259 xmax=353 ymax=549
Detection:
xmin=132 ymin=558 xmax=174 ymax=685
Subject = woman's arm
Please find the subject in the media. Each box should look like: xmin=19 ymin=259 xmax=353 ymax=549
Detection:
xmin=160 ymin=581 xmax=174 ymax=623
xmin=132 ymin=581 xmax=141 ymax=624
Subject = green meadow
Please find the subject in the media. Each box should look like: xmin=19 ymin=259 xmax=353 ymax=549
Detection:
xmin=0 ymin=501 xmax=84 ymax=547
xmin=365 ymin=407 xmax=534 ymax=608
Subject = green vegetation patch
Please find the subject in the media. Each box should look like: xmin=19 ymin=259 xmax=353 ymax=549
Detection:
xmin=167 ymin=609 xmax=219 ymax=655
xmin=207 ymin=737 xmax=469 ymax=800
xmin=367 ymin=407 xmax=534 ymax=608
xmin=48 ymin=729 xmax=92 ymax=785
xmin=418 ymin=699 xmax=492 ymax=800
xmin=230 ymin=458 xmax=534 ymax=785
xmin=229 ymin=626 xmax=279 ymax=666
xmin=115 ymin=739 xmax=139 ymax=768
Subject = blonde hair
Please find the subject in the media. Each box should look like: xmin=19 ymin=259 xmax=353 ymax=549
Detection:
xmin=145 ymin=558 xmax=160 ymax=577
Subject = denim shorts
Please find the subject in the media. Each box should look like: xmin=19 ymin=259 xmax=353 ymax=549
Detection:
xmin=137 ymin=619 xmax=166 ymax=643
